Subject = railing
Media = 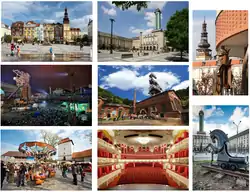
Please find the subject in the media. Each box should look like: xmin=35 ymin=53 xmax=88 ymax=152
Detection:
xmin=167 ymin=138 xmax=188 ymax=155
xmin=98 ymin=138 xmax=120 ymax=154
xmin=166 ymin=169 xmax=188 ymax=188
xmin=98 ymin=169 xmax=121 ymax=188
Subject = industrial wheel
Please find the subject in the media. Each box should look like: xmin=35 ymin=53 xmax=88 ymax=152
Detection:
xmin=230 ymin=164 xmax=237 ymax=171
xmin=221 ymin=163 xmax=227 ymax=169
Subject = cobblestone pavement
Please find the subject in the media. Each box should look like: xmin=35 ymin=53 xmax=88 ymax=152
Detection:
xmin=2 ymin=173 xmax=90 ymax=190
xmin=98 ymin=119 xmax=183 ymax=126
xmin=98 ymin=50 xmax=189 ymax=62
xmin=1 ymin=44 xmax=92 ymax=61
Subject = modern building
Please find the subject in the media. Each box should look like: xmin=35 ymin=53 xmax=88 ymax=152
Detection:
xmin=195 ymin=18 xmax=212 ymax=60
xmin=216 ymin=10 xmax=248 ymax=58
xmin=98 ymin=130 xmax=189 ymax=190
xmin=58 ymin=138 xmax=74 ymax=161
xmin=24 ymin=21 xmax=37 ymax=41
xmin=1 ymin=23 xmax=11 ymax=39
xmin=228 ymin=129 xmax=249 ymax=154
xmin=11 ymin=21 xmax=24 ymax=39
xmin=72 ymin=149 xmax=92 ymax=162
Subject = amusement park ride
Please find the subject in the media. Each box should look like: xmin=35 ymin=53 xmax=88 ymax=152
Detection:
xmin=204 ymin=129 xmax=248 ymax=171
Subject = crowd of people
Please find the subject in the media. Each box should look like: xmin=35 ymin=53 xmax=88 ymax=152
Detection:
xmin=1 ymin=161 xmax=92 ymax=189
xmin=1 ymin=107 xmax=91 ymax=126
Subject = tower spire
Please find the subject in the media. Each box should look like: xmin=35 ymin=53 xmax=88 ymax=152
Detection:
xmin=63 ymin=7 xmax=69 ymax=24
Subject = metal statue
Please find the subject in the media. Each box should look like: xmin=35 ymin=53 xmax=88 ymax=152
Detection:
xmin=213 ymin=46 xmax=233 ymax=95
xmin=204 ymin=129 xmax=248 ymax=171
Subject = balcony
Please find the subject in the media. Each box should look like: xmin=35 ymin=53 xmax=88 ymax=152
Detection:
xmin=98 ymin=138 xmax=120 ymax=154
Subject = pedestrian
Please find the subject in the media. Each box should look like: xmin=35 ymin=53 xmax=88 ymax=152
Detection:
xmin=17 ymin=46 xmax=21 ymax=58
xmin=8 ymin=163 xmax=15 ymax=183
xmin=71 ymin=163 xmax=77 ymax=185
xmin=17 ymin=162 xmax=26 ymax=187
xmin=1 ymin=161 xmax=7 ymax=189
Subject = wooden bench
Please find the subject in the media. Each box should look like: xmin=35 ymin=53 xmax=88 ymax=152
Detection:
xmin=121 ymin=53 xmax=133 ymax=59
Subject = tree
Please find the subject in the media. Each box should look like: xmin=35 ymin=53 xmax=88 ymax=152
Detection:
xmin=165 ymin=8 xmax=188 ymax=60
xmin=82 ymin=34 xmax=89 ymax=43
xmin=112 ymin=1 xmax=148 ymax=11
xmin=196 ymin=69 xmax=214 ymax=95
xmin=5 ymin=35 xmax=12 ymax=43
xmin=33 ymin=37 xmax=38 ymax=43
xmin=40 ymin=130 xmax=62 ymax=148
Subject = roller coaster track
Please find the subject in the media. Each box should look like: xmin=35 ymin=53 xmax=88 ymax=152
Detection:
xmin=201 ymin=164 xmax=249 ymax=180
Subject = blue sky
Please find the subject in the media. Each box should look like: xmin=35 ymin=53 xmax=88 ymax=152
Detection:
xmin=1 ymin=130 xmax=92 ymax=159
xmin=193 ymin=10 xmax=216 ymax=60
xmin=1 ymin=1 xmax=92 ymax=31
xmin=98 ymin=65 xmax=189 ymax=101
xmin=98 ymin=1 xmax=189 ymax=38
xmin=193 ymin=105 xmax=249 ymax=137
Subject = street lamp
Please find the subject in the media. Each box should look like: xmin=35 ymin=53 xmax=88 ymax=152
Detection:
xmin=233 ymin=121 xmax=241 ymax=155
xmin=110 ymin=18 xmax=115 ymax=54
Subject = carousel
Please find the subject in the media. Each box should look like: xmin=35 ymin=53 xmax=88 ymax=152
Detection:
xmin=18 ymin=141 xmax=57 ymax=185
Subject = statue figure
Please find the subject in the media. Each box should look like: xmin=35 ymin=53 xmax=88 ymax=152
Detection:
xmin=213 ymin=46 xmax=233 ymax=95
xmin=204 ymin=129 xmax=248 ymax=171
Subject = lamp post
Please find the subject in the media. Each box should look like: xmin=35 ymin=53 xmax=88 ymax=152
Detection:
xmin=233 ymin=121 xmax=241 ymax=155
xmin=110 ymin=18 xmax=115 ymax=54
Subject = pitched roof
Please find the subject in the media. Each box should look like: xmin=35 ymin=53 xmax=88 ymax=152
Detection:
xmin=58 ymin=138 xmax=74 ymax=145
xmin=72 ymin=149 xmax=91 ymax=159
xmin=2 ymin=151 xmax=27 ymax=158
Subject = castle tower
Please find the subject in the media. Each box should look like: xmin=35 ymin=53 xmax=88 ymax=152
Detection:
xmin=63 ymin=7 xmax=70 ymax=43
xmin=196 ymin=17 xmax=212 ymax=61
xmin=154 ymin=8 xmax=162 ymax=30
xmin=58 ymin=138 xmax=74 ymax=161
xmin=133 ymin=89 xmax=136 ymax=114
xmin=198 ymin=110 xmax=205 ymax=134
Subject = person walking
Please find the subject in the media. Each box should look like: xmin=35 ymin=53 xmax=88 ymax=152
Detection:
xmin=17 ymin=46 xmax=21 ymax=58
xmin=17 ymin=163 xmax=26 ymax=187
xmin=71 ymin=163 xmax=77 ymax=185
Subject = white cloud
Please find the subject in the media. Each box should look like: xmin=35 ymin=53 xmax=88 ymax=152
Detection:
xmin=144 ymin=12 xmax=155 ymax=27
xmin=70 ymin=15 xmax=93 ymax=30
xmin=193 ymin=15 xmax=216 ymax=60
xmin=129 ymin=26 xmax=154 ymax=35
xmin=101 ymin=5 xmax=117 ymax=16
xmin=192 ymin=106 xmax=224 ymax=120
xmin=147 ymin=1 xmax=167 ymax=10
xmin=172 ymin=80 xmax=189 ymax=91
xmin=100 ymin=67 xmax=182 ymax=96
xmin=42 ymin=19 xmax=57 ymax=23
xmin=55 ymin=11 xmax=64 ymax=18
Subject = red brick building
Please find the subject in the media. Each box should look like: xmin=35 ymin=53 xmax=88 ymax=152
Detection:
xmin=98 ymin=101 xmax=131 ymax=119
xmin=72 ymin=149 xmax=92 ymax=162
xmin=136 ymin=90 xmax=182 ymax=119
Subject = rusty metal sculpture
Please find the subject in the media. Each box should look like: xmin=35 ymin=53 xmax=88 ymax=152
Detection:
xmin=213 ymin=46 xmax=233 ymax=95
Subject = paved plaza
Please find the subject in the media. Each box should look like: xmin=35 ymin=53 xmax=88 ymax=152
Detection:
xmin=2 ymin=171 xmax=90 ymax=190
xmin=98 ymin=50 xmax=189 ymax=62
xmin=98 ymin=118 xmax=183 ymax=126
xmin=1 ymin=43 xmax=92 ymax=62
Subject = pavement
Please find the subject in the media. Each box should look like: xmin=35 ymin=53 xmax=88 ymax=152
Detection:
xmin=98 ymin=118 xmax=183 ymax=126
xmin=98 ymin=50 xmax=189 ymax=62
xmin=1 ymin=43 xmax=92 ymax=62
xmin=1 ymin=172 xmax=90 ymax=190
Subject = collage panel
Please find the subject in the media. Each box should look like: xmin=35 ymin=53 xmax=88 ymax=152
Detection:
xmin=98 ymin=65 xmax=189 ymax=126
xmin=98 ymin=129 xmax=189 ymax=190
xmin=98 ymin=1 xmax=189 ymax=62
xmin=192 ymin=105 xmax=249 ymax=190
xmin=192 ymin=10 xmax=248 ymax=95
xmin=1 ymin=129 xmax=92 ymax=190
xmin=1 ymin=1 xmax=93 ymax=62
xmin=1 ymin=65 xmax=92 ymax=126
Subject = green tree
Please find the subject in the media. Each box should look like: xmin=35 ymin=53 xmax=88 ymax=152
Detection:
xmin=82 ymin=34 xmax=89 ymax=43
xmin=5 ymin=35 xmax=12 ymax=43
xmin=33 ymin=37 xmax=38 ymax=43
xmin=112 ymin=1 xmax=148 ymax=11
xmin=165 ymin=8 xmax=188 ymax=60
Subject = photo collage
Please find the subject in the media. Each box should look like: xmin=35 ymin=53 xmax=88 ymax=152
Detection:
xmin=0 ymin=0 xmax=249 ymax=191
